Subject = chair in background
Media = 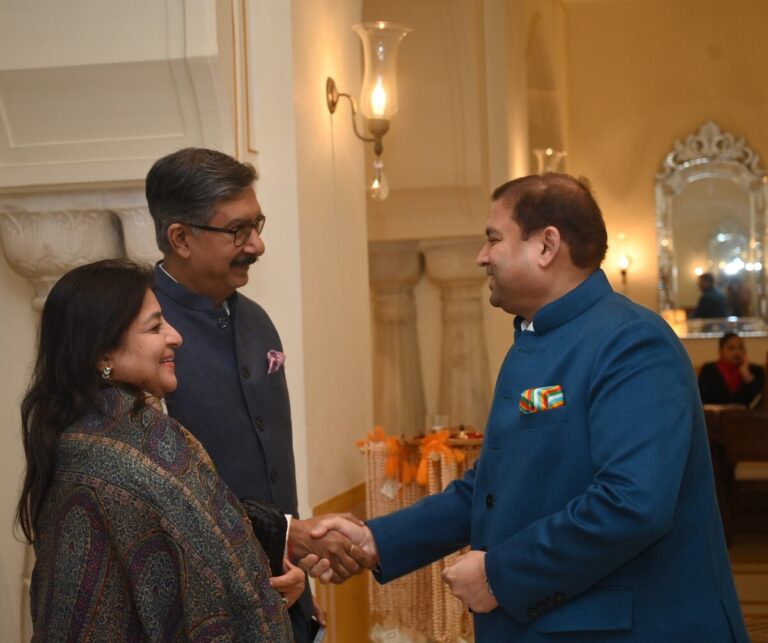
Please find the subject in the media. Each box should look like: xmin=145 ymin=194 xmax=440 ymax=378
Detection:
xmin=764 ymin=350 xmax=768 ymax=410
xmin=723 ymin=410 xmax=768 ymax=545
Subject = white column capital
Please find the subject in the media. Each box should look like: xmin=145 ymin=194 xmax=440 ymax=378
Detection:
xmin=420 ymin=237 xmax=485 ymax=285
xmin=369 ymin=240 xmax=423 ymax=287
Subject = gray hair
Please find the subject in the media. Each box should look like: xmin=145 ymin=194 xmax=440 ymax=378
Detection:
xmin=145 ymin=148 xmax=258 ymax=253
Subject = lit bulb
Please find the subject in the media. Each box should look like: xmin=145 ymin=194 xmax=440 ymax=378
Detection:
xmin=617 ymin=254 xmax=631 ymax=271
xmin=369 ymin=157 xmax=389 ymax=200
xmin=371 ymin=79 xmax=387 ymax=117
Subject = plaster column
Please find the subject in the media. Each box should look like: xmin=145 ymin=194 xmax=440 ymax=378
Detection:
xmin=0 ymin=208 xmax=123 ymax=311
xmin=369 ymin=240 xmax=426 ymax=437
xmin=421 ymin=238 xmax=491 ymax=432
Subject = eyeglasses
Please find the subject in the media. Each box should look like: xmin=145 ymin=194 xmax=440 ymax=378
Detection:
xmin=186 ymin=214 xmax=266 ymax=247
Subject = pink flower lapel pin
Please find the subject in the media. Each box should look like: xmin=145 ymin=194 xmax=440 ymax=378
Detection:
xmin=267 ymin=349 xmax=286 ymax=375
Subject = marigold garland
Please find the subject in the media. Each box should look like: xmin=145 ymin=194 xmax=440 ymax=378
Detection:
xmin=358 ymin=426 xmax=483 ymax=641
xmin=415 ymin=429 xmax=466 ymax=486
xmin=356 ymin=426 xmax=417 ymax=484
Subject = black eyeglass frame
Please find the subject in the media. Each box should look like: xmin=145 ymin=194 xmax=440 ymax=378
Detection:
xmin=185 ymin=214 xmax=266 ymax=247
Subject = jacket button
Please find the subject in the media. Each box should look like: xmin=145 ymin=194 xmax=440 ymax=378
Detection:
xmin=270 ymin=469 xmax=277 ymax=483
xmin=527 ymin=607 xmax=538 ymax=619
xmin=255 ymin=417 xmax=264 ymax=432
xmin=241 ymin=366 xmax=250 ymax=379
xmin=485 ymin=494 xmax=494 ymax=508
xmin=217 ymin=316 xmax=229 ymax=329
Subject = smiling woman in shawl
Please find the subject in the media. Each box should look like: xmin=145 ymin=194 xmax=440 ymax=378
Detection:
xmin=16 ymin=259 xmax=293 ymax=642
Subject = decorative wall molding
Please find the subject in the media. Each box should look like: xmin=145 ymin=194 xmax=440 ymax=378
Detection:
xmin=0 ymin=1 xmax=234 ymax=188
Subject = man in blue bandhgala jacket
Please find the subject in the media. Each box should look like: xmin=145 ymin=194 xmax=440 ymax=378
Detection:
xmin=313 ymin=173 xmax=748 ymax=642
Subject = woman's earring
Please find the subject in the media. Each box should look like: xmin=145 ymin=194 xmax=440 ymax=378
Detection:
xmin=101 ymin=365 xmax=112 ymax=380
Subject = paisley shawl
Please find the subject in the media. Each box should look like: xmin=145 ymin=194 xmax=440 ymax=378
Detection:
xmin=30 ymin=386 xmax=292 ymax=642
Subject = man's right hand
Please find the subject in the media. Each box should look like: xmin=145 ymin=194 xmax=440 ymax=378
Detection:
xmin=289 ymin=513 xmax=377 ymax=583
xmin=302 ymin=515 xmax=379 ymax=584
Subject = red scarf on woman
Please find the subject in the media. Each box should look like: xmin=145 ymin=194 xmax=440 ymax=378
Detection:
xmin=716 ymin=359 xmax=743 ymax=395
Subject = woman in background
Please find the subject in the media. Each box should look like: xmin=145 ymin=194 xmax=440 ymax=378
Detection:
xmin=16 ymin=259 xmax=296 ymax=642
xmin=698 ymin=331 xmax=765 ymax=407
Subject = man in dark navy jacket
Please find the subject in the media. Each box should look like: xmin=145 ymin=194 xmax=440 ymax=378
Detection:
xmin=312 ymin=174 xmax=748 ymax=642
xmin=145 ymin=148 xmax=367 ymax=641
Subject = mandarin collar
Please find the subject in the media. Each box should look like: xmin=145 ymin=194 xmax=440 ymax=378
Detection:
xmin=153 ymin=261 xmax=238 ymax=314
xmin=515 ymin=269 xmax=612 ymax=338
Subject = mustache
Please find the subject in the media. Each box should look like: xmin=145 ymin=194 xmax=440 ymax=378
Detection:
xmin=231 ymin=254 xmax=258 ymax=267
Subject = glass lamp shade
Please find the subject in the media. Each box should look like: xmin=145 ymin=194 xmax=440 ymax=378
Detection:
xmin=353 ymin=21 xmax=411 ymax=120
xmin=533 ymin=148 xmax=567 ymax=174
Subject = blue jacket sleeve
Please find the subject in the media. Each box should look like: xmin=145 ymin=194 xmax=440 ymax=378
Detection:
xmin=368 ymin=463 xmax=476 ymax=582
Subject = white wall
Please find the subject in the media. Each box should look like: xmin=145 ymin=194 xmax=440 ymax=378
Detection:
xmin=240 ymin=0 xmax=371 ymax=511
xmin=0 ymin=257 xmax=36 ymax=640
xmin=291 ymin=0 xmax=372 ymax=505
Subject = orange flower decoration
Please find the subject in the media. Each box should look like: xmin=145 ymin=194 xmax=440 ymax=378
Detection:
xmin=357 ymin=426 xmax=416 ymax=484
xmin=415 ymin=429 xmax=466 ymax=486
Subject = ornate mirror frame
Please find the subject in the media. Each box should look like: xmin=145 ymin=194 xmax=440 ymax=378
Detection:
xmin=655 ymin=121 xmax=768 ymax=337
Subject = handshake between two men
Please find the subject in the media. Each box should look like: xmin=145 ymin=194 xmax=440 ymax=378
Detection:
xmin=286 ymin=513 xmax=499 ymax=614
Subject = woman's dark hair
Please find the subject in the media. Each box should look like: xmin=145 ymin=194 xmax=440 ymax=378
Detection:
xmin=16 ymin=259 xmax=152 ymax=542
xmin=719 ymin=331 xmax=741 ymax=350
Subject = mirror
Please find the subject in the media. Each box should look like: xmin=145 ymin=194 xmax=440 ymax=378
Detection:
xmin=655 ymin=121 xmax=768 ymax=337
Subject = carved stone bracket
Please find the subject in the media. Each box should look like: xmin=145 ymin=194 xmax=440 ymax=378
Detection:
xmin=113 ymin=207 xmax=162 ymax=267
xmin=0 ymin=208 xmax=122 ymax=311
xmin=420 ymin=237 xmax=491 ymax=433
xmin=0 ymin=187 xmax=156 ymax=310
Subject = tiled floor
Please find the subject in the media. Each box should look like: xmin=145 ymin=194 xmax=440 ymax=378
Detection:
xmin=731 ymin=533 xmax=768 ymax=641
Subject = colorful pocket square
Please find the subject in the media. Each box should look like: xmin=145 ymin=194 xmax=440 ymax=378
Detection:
xmin=519 ymin=385 xmax=565 ymax=414
xmin=266 ymin=350 xmax=285 ymax=375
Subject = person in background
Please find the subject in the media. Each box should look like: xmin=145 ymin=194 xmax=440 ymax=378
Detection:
xmin=310 ymin=174 xmax=748 ymax=642
xmin=725 ymin=278 xmax=752 ymax=317
xmin=17 ymin=259 xmax=294 ymax=641
xmin=693 ymin=272 xmax=729 ymax=318
xmin=145 ymin=147 xmax=369 ymax=640
xmin=699 ymin=331 xmax=765 ymax=407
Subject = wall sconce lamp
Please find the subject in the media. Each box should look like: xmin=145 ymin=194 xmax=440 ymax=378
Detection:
xmin=616 ymin=233 xmax=632 ymax=293
xmin=533 ymin=148 xmax=567 ymax=174
xmin=618 ymin=253 xmax=632 ymax=288
xmin=326 ymin=21 xmax=411 ymax=201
